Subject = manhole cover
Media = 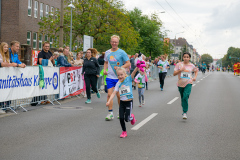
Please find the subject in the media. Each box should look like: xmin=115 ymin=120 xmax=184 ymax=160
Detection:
xmin=44 ymin=105 xmax=93 ymax=110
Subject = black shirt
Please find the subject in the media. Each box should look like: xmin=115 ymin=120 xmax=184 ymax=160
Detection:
xmin=37 ymin=50 xmax=53 ymax=65
xmin=82 ymin=57 xmax=100 ymax=75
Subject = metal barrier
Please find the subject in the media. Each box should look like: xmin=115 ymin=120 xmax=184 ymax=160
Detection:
xmin=0 ymin=64 xmax=175 ymax=114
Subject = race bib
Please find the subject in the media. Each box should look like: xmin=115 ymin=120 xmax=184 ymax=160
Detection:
xmin=181 ymin=72 xmax=190 ymax=79
xmin=138 ymin=83 xmax=145 ymax=88
xmin=119 ymin=86 xmax=131 ymax=96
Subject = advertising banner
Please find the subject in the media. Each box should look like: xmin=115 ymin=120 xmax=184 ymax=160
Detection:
xmin=0 ymin=67 xmax=59 ymax=102
xmin=59 ymin=67 xmax=83 ymax=99
xmin=32 ymin=50 xmax=40 ymax=66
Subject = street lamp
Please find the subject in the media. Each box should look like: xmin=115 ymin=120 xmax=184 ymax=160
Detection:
xmin=174 ymin=31 xmax=184 ymax=60
xmin=68 ymin=1 xmax=75 ymax=52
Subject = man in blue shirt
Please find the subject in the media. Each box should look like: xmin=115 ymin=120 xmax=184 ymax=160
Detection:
xmin=9 ymin=41 xmax=26 ymax=68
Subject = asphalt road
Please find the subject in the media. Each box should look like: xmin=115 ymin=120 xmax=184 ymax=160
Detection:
xmin=1 ymin=71 xmax=240 ymax=160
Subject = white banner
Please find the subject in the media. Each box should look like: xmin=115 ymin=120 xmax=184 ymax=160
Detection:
xmin=0 ymin=67 xmax=59 ymax=102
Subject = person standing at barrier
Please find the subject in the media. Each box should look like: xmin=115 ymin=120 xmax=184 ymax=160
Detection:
xmin=106 ymin=67 xmax=138 ymax=138
xmin=37 ymin=42 xmax=55 ymax=104
xmin=82 ymin=48 xmax=101 ymax=104
xmin=57 ymin=48 xmax=73 ymax=67
xmin=104 ymin=35 xmax=130 ymax=121
xmin=0 ymin=42 xmax=18 ymax=113
xmin=157 ymin=55 xmax=170 ymax=91
xmin=202 ymin=62 xmax=206 ymax=74
xmin=9 ymin=41 xmax=26 ymax=68
xmin=173 ymin=52 xmax=198 ymax=120
xmin=37 ymin=42 xmax=54 ymax=66
xmin=74 ymin=52 xmax=84 ymax=66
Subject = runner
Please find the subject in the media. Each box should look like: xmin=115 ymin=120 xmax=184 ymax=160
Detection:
xmin=173 ymin=52 xmax=198 ymax=119
xmin=227 ymin=65 xmax=231 ymax=73
xmin=106 ymin=67 xmax=138 ymax=138
xmin=135 ymin=68 xmax=148 ymax=107
xmin=145 ymin=64 xmax=151 ymax=90
xmin=202 ymin=62 xmax=206 ymax=74
xmin=157 ymin=55 xmax=170 ymax=91
xmin=104 ymin=35 xmax=130 ymax=121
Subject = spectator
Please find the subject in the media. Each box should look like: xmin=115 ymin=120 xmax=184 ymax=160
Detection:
xmin=9 ymin=41 xmax=26 ymax=68
xmin=82 ymin=48 xmax=101 ymax=104
xmin=90 ymin=48 xmax=99 ymax=58
xmin=53 ymin=52 xmax=59 ymax=66
xmin=74 ymin=52 xmax=84 ymax=66
xmin=68 ymin=51 xmax=74 ymax=64
xmin=130 ymin=53 xmax=138 ymax=90
xmin=57 ymin=48 xmax=73 ymax=67
xmin=149 ymin=56 xmax=152 ymax=63
xmin=37 ymin=42 xmax=55 ymax=66
xmin=153 ymin=58 xmax=159 ymax=65
xmin=58 ymin=47 xmax=64 ymax=56
xmin=0 ymin=42 xmax=18 ymax=113
xmin=98 ymin=52 xmax=105 ymax=65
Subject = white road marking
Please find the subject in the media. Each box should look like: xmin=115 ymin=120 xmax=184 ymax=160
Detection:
xmin=197 ymin=81 xmax=200 ymax=83
xmin=131 ymin=113 xmax=158 ymax=131
xmin=167 ymin=97 xmax=179 ymax=104
xmin=192 ymin=84 xmax=196 ymax=87
xmin=201 ymin=79 xmax=203 ymax=80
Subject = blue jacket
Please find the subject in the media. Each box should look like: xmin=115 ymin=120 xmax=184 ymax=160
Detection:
xmin=9 ymin=48 xmax=22 ymax=64
xmin=57 ymin=55 xmax=72 ymax=67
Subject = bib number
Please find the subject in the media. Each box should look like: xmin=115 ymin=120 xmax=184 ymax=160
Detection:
xmin=119 ymin=86 xmax=130 ymax=96
xmin=138 ymin=83 xmax=145 ymax=88
xmin=181 ymin=72 xmax=190 ymax=79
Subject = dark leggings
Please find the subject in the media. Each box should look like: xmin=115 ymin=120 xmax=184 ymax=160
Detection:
xmin=84 ymin=74 xmax=98 ymax=99
xmin=119 ymin=100 xmax=133 ymax=131
xmin=159 ymin=72 xmax=167 ymax=88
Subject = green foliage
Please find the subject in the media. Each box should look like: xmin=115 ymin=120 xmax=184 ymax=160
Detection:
xmin=38 ymin=0 xmax=140 ymax=53
xmin=221 ymin=47 xmax=240 ymax=67
xmin=200 ymin=54 xmax=213 ymax=65
xmin=128 ymin=8 xmax=164 ymax=57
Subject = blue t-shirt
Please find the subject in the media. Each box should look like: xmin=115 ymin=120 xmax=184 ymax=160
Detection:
xmin=115 ymin=76 xmax=133 ymax=100
xmin=104 ymin=48 xmax=129 ymax=79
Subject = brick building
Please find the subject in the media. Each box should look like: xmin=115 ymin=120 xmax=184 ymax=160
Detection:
xmin=0 ymin=0 xmax=60 ymax=51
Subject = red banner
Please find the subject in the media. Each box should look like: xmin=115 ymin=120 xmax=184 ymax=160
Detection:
xmin=59 ymin=66 xmax=84 ymax=99
xmin=32 ymin=50 xmax=40 ymax=66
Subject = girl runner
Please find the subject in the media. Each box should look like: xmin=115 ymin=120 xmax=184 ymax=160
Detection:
xmin=106 ymin=67 xmax=138 ymax=138
xmin=135 ymin=69 xmax=148 ymax=107
xmin=173 ymin=52 xmax=198 ymax=119
xmin=157 ymin=55 xmax=170 ymax=91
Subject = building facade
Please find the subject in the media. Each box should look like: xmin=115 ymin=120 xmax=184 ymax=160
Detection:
xmin=0 ymin=0 xmax=60 ymax=51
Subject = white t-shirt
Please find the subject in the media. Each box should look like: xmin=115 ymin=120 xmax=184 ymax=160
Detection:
xmin=135 ymin=73 xmax=147 ymax=83
xmin=157 ymin=60 xmax=169 ymax=73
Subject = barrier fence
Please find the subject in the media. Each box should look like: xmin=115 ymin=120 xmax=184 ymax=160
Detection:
xmin=0 ymin=65 xmax=175 ymax=114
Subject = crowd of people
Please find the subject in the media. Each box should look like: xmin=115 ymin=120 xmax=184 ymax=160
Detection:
xmin=1 ymin=36 xmax=201 ymax=138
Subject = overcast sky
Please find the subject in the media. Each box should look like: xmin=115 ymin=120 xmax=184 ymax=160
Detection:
xmin=121 ymin=0 xmax=240 ymax=59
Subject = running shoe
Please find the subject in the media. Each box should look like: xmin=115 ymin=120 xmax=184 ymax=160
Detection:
xmin=139 ymin=103 xmax=142 ymax=107
xmin=96 ymin=92 xmax=101 ymax=98
xmin=120 ymin=131 xmax=127 ymax=138
xmin=85 ymin=99 xmax=91 ymax=104
xmin=131 ymin=114 xmax=136 ymax=125
xmin=142 ymin=100 xmax=145 ymax=105
xmin=161 ymin=88 xmax=163 ymax=91
xmin=105 ymin=113 xmax=114 ymax=121
xmin=183 ymin=113 xmax=187 ymax=119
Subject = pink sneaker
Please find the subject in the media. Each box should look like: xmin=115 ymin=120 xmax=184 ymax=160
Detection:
xmin=131 ymin=114 xmax=136 ymax=125
xmin=120 ymin=131 xmax=127 ymax=138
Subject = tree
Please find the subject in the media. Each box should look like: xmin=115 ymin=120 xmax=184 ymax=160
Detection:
xmin=128 ymin=8 xmax=164 ymax=57
xmin=221 ymin=47 xmax=240 ymax=67
xmin=200 ymin=54 xmax=213 ymax=65
xmin=38 ymin=0 xmax=140 ymax=53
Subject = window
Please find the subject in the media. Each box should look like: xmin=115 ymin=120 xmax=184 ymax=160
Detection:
xmin=45 ymin=5 xmax=49 ymax=17
xmin=55 ymin=8 xmax=59 ymax=19
xmin=50 ymin=37 xmax=53 ymax=48
xmin=45 ymin=35 xmax=48 ymax=42
xmin=27 ymin=31 xmax=31 ymax=45
xmin=34 ymin=1 xmax=38 ymax=18
xmin=40 ymin=3 xmax=43 ymax=19
xmin=39 ymin=34 xmax=43 ymax=50
xmin=28 ymin=0 xmax=32 ymax=16
xmin=50 ymin=7 xmax=54 ymax=16
xmin=33 ymin=32 xmax=37 ymax=49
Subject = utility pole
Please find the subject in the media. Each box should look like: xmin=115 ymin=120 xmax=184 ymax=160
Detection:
xmin=59 ymin=0 xmax=64 ymax=47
